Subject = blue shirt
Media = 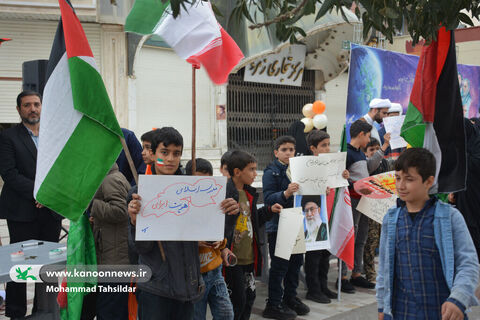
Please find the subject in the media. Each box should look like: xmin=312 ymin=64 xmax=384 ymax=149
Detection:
xmin=377 ymin=199 xmax=479 ymax=317
xmin=383 ymin=198 xmax=467 ymax=319
xmin=24 ymin=124 xmax=38 ymax=148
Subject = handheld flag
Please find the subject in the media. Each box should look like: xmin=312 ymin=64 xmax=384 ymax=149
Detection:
xmin=328 ymin=126 xmax=354 ymax=269
xmin=125 ymin=0 xmax=244 ymax=84
xmin=34 ymin=0 xmax=123 ymax=221
xmin=400 ymin=27 xmax=466 ymax=193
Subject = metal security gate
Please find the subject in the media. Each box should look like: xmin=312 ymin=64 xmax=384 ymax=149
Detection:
xmin=227 ymin=68 xmax=315 ymax=170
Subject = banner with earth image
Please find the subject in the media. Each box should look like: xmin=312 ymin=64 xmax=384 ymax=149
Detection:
xmin=345 ymin=44 xmax=480 ymax=141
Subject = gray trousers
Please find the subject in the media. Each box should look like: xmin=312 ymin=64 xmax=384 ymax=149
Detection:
xmin=342 ymin=197 xmax=370 ymax=276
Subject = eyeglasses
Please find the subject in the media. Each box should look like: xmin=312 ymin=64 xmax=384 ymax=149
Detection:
xmin=304 ymin=207 xmax=319 ymax=213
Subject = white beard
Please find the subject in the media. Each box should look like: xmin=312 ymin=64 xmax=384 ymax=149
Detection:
xmin=306 ymin=214 xmax=322 ymax=239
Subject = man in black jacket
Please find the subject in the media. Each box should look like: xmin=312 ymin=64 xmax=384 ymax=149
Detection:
xmin=0 ymin=91 xmax=62 ymax=318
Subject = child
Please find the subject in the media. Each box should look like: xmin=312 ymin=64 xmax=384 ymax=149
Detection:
xmin=140 ymin=129 xmax=159 ymax=174
xmin=303 ymin=130 xmax=349 ymax=304
xmin=220 ymin=150 xmax=233 ymax=178
xmin=377 ymin=148 xmax=479 ymax=319
xmin=127 ymin=127 xmax=239 ymax=320
xmin=223 ymin=150 xmax=282 ymax=320
xmin=262 ymin=136 xmax=310 ymax=319
xmin=362 ymin=138 xmax=390 ymax=284
xmin=89 ymin=163 xmax=131 ymax=319
xmin=345 ymin=120 xmax=390 ymax=291
xmin=185 ymin=158 xmax=234 ymax=320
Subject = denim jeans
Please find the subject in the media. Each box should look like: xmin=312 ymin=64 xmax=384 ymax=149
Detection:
xmin=193 ymin=265 xmax=234 ymax=320
xmin=137 ymin=289 xmax=194 ymax=320
xmin=267 ymin=232 xmax=304 ymax=306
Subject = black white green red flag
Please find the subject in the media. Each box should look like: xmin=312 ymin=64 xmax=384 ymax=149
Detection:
xmin=34 ymin=0 xmax=123 ymax=220
xmin=400 ymin=27 xmax=466 ymax=193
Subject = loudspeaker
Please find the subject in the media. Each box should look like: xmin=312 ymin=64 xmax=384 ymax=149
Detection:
xmin=22 ymin=60 xmax=48 ymax=96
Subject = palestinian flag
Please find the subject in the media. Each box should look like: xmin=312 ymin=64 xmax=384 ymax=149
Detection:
xmin=400 ymin=27 xmax=466 ymax=193
xmin=34 ymin=0 xmax=123 ymax=221
xmin=125 ymin=0 xmax=243 ymax=84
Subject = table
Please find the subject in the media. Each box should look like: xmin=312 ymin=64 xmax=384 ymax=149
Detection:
xmin=0 ymin=240 xmax=66 ymax=283
xmin=0 ymin=240 xmax=66 ymax=319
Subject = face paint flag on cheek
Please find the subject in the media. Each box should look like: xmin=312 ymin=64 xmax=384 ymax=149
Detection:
xmin=156 ymin=158 xmax=164 ymax=166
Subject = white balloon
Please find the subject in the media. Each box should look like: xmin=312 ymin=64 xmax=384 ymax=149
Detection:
xmin=302 ymin=103 xmax=315 ymax=118
xmin=313 ymin=114 xmax=328 ymax=129
xmin=301 ymin=117 xmax=314 ymax=133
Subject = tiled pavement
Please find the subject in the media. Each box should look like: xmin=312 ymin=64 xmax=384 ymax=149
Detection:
xmin=1 ymin=220 xmax=480 ymax=320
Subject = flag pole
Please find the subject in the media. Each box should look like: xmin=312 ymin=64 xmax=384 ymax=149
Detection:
xmin=338 ymin=258 xmax=342 ymax=301
xmin=120 ymin=137 xmax=138 ymax=185
xmin=192 ymin=65 xmax=197 ymax=174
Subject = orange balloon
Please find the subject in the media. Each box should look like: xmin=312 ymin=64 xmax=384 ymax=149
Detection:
xmin=312 ymin=100 xmax=326 ymax=114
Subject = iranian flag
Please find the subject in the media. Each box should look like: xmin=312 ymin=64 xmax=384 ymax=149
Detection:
xmin=400 ymin=27 xmax=466 ymax=193
xmin=328 ymin=126 xmax=354 ymax=270
xmin=34 ymin=0 xmax=123 ymax=221
xmin=328 ymin=187 xmax=354 ymax=270
xmin=125 ymin=0 xmax=244 ymax=84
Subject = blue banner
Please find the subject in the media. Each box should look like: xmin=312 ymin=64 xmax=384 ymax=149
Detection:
xmin=346 ymin=44 xmax=480 ymax=141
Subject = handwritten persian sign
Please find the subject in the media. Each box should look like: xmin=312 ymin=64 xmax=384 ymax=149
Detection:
xmin=383 ymin=115 xmax=407 ymax=149
xmin=275 ymin=208 xmax=304 ymax=260
xmin=353 ymin=171 xmax=396 ymax=199
xmin=244 ymin=44 xmax=306 ymax=87
xmin=357 ymin=196 xmax=397 ymax=224
xmin=136 ymin=175 xmax=227 ymax=241
xmin=290 ymin=153 xmax=348 ymax=195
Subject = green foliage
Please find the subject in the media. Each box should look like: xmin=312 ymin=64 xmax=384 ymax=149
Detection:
xmin=168 ymin=0 xmax=480 ymax=46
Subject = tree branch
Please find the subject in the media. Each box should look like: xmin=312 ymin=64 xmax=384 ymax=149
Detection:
xmin=248 ymin=0 xmax=310 ymax=30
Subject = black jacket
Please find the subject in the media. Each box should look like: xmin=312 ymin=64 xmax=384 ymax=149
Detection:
xmin=262 ymin=159 xmax=293 ymax=233
xmin=128 ymin=167 xmax=204 ymax=302
xmin=0 ymin=124 xmax=62 ymax=222
xmin=225 ymin=178 xmax=273 ymax=276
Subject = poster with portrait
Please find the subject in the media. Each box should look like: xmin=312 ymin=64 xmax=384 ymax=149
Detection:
xmin=345 ymin=44 xmax=480 ymax=141
xmin=294 ymin=194 xmax=330 ymax=251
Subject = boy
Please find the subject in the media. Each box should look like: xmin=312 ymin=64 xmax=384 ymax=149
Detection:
xmin=127 ymin=127 xmax=239 ymax=320
xmin=262 ymin=136 xmax=310 ymax=319
xmin=224 ymin=150 xmax=282 ymax=320
xmin=346 ymin=120 xmax=390 ymax=291
xmin=90 ymin=163 xmax=131 ymax=319
xmin=303 ymin=130 xmax=349 ymax=304
xmin=220 ymin=150 xmax=233 ymax=177
xmin=377 ymin=148 xmax=479 ymax=319
xmin=185 ymin=158 xmax=234 ymax=320
xmin=362 ymin=138 xmax=390 ymax=284
xmin=140 ymin=129 xmax=158 ymax=174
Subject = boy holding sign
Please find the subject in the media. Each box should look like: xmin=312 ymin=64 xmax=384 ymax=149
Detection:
xmin=346 ymin=120 xmax=390 ymax=290
xmin=303 ymin=130 xmax=349 ymax=303
xmin=262 ymin=136 xmax=310 ymax=319
xmin=127 ymin=127 xmax=239 ymax=320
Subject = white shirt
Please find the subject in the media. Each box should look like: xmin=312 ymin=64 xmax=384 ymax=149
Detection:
xmin=363 ymin=113 xmax=381 ymax=143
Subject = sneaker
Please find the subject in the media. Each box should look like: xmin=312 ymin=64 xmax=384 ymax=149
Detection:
xmin=306 ymin=291 xmax=331 ymax=304
xmin=350 ymin=275 xmax=376 ymax=289
xmin=323 ymin=288 xmax=338 ymax=299
xmin=284 ymin=297 xmax=310 ymax=315
xmin=263 ymin=303 xmax=297 ymax=320
xmin=339 ymin=279 xmax=356 ymax=293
